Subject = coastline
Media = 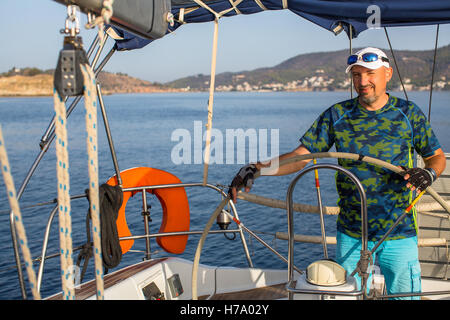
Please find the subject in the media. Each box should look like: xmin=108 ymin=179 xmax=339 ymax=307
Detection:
xmin=0 ymin=73 xmax=181 ymax=97
xmin=0 ymin=87 xmax=444 ymax=97
xmin=0 ymin=73 xmax=446 ymax=98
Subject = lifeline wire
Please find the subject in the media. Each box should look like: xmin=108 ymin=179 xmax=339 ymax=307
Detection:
xmin=0 ymin=126 xmax=41 ymax=300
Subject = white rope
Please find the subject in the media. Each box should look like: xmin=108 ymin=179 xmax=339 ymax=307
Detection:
xmin=192 ymin=0 xmax=220 ymax=19
xmin=0 ymin=126 xmax=41 ymax=300
xmin=228 ymin=0 xmax=243 ymax=15
xmin=237 ymin=190 xmax=341 ymax=215
xmin=217 ymin=0 xmax=245 ymax=16
xmin=190 ymin=0 xmax=244 ymax=18
xmin=53 ymin=90 xmax=76 ymax=300
xmin=237 ymin=191 xmax=450 ymax=216
xmin=80 ymin=64 xmax=104 ymax=300
xmin=275 ymin=232 xmax=447 ymax=248
xmin=202 ymin=18 xmax=219 ymax=185
xmin=183 ymin=0 xmax=287 ymax=21
xmin=254 ymin=0 xmax=268 ymax=10
xmin=177 ymin=8 xmax=186 ymax=24
xmin=51 ymin=63 xmax=104 ymax=300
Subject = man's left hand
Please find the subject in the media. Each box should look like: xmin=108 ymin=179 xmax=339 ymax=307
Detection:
xmin=402 ymin=167 xmax=436 ymax=193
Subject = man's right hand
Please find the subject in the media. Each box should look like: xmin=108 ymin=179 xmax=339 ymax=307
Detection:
xmin=228 ymin=164 xmax=258 ymax=203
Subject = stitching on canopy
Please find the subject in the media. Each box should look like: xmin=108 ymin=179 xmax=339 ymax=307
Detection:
xmin=177 ymin=7 xmax=186 ymax=24
xmin=254 ymin=0 xmax=268 ymax=10
xmin=192 ymin=0 xmax=220 ymax=19
xmin=188 ymin=0 xmax=271 ymax=19
xmin=227 ymin=0 xmax=243 ymax=15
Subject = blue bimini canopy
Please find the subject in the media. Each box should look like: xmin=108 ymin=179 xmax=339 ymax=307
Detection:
xmin=110 ymin=0 xmax=450 ymax=51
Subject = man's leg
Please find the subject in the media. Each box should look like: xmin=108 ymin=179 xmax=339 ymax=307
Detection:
xmin=377 ymin=236 xmax=421 ymax=300
xmin=336 ymin=231 xmax=371 ymax=291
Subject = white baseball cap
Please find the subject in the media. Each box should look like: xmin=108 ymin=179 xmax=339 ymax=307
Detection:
xmin=345 ymin=47 xmax=390 ymax=73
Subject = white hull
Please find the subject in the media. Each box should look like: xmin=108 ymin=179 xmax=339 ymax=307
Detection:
xmin=46 ymin=256 xmax=450 ymax=300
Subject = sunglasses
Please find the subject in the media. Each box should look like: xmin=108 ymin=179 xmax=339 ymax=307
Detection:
xmin=347 ymin=52 xmax=390 ymax=65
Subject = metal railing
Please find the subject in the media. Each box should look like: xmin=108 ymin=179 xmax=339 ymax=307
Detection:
xmin=285 ymin=163 xmax=368 ymax=300
xmin=33 ymin=181 xmax=254 ymax=294
xmin=284 ymin=162 xmax=450 ymax=300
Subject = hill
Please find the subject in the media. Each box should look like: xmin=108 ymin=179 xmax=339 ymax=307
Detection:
xmin=166 ymin=45 xmax=450 ymax=92
xmin=0 ymin=68 xmax=178 ymax=96
xmin=3 ymin=45 xmax=449 ymax=96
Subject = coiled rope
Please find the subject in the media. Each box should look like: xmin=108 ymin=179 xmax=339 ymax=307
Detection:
xmin=77 ymin=183 xmax=123 ymax=282
xmin=191 ymin=152 xmax=450 ymax=300
xmin=96 ymin=184 xmax=123 ymax=270
xmin=0 ymin=126 xmax=41 ymax=300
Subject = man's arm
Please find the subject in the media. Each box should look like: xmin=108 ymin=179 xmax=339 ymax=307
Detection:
xmin=255 ymin=144 xmax=312 ymax=176
xmin=404 ymin=148 xmax=446 ymax=192
xmin=423 ymin=148 xmax=446 ymax=177
xmin=230 ymin=144 xmax=312 ymax=202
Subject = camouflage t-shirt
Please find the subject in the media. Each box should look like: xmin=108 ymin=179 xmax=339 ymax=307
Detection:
xmin=299 ymin=95 xmax=441 ymax=241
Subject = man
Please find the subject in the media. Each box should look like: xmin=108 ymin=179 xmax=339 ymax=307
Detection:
xmin=229 ymin=47 xmax=446 ymax=299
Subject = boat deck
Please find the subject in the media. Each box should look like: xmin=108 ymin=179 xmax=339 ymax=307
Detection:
xmin=46 ymin=258 xmax=290 ymax=300
xmin=199 ymin=282 xmax=290 ymax=300
xmin=47 ymin=258 xmax=167 ymax=300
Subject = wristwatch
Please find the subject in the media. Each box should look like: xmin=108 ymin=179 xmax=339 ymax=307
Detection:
xmin=424 ymin=167 xmax=438 ymax=182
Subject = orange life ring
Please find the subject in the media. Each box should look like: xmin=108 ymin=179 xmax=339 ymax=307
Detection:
xmin=106 ymin=167 xmax=190 ymax=255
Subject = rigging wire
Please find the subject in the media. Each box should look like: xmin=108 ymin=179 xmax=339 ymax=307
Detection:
xmin=428 ymin=24 xmax=440 ymax=122
xmin=384 ymin=27 xmax=409 ymax=101
xmin=349 ymin=23 xmax=353 ymax=99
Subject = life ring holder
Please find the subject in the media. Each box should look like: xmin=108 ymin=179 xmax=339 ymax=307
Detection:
xmin=106 ymin=167 xmax=190 ymax=255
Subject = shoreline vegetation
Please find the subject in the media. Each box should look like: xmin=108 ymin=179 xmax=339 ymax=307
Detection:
xmin=0 ymin=70 xmax=180 ymax=97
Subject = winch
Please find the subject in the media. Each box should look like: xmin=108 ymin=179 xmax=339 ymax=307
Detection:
xmin=294 ymin=259 xmax=359 ymax=300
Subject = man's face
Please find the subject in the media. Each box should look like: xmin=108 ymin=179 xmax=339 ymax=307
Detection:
xmin=351 ymin=65 xmax=393 ymax=106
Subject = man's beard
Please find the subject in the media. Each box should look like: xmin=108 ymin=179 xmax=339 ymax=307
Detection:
xmin=359 ymin=94 xmax=378 ymax=105
xmin=358 ymin=86 xmax=378 ymax=105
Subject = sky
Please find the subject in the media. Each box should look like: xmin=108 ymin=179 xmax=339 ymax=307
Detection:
xmin=1 ymin=1 xmax=450 ymax=83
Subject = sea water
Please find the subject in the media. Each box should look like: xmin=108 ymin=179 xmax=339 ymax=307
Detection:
xmin=0 ymin=91 xmax=448 ymax=299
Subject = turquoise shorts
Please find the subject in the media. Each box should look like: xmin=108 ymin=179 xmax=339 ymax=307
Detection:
xmin=336 ymin=231 xmax=422 ymax=300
